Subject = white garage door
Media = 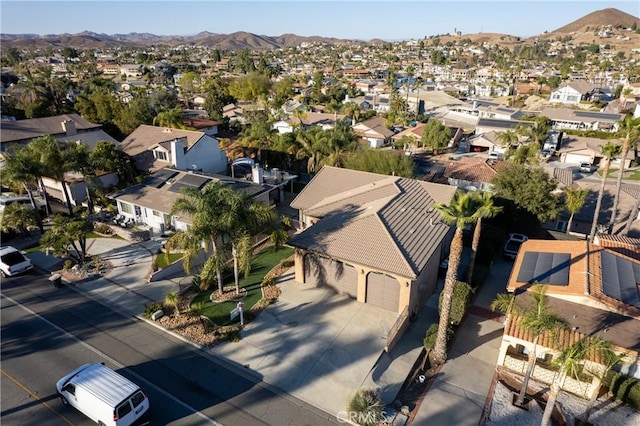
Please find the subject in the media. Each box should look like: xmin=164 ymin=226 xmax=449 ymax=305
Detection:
xmin=366 ymin=272 xmax=400 ymax=312
xmin=305 ymin=255 xmax=357 ymax=298
xmin=564 ymin=153 xmax=592 ymax=165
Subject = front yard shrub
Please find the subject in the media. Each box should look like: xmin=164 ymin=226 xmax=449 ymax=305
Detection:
xmin=347 ymin=388 xmax=383 ymax=426
xmin=438 ymin=281 xmax=474 ymax=325
xmin=608 ymin=372 xmax=640 ymax=410
xmin=423 ymin=323 xmax=454 ymax=350
xmin=280 ymin=258 xmax=295 ymax=268
xmin=143 ymin=302 xmax=164 ymax=319
xmin=219 ymin=326 xmax=242 ymax=342
xmin=261 ymin=276 xmax=275 ymax=287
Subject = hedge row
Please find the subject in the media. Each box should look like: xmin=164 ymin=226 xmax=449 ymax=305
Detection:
xmin=608 ymin=372 xmax=640 ymax=410
xmin=424 ymin=281 xmax=474 ymax=350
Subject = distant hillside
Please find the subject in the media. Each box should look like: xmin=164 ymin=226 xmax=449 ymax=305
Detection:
xmin=553 ymin=8 xmax=638 ymax=33
xmin=1 ymin=7 xmax=638 ymax=51
xmin=0 ymin=30 xmax=356 ymax=50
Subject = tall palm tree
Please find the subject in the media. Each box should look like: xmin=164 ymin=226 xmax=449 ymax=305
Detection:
xmin=1 ymin=147 xmax=47 ymax=231
xmin=170 ymin=184 xmax=228 ymax=294
xmin=541 ymin=337 xmax=618 ymax=426
xmin=623 ymin=196 xmax=640 ymax=236
xmin=342 ymin=102 xmax=361 ymax=124
xmin=432 ymin=191 xmax=482 ymax=364
xmin=589 ymin=142 xmax=622 ymax=241
xmin=0 ymin=203 xmax=39 ymax=236
xmin=295 ymin=127 xmax=329 ymax=174
xmin=608 ymin=116 xmax=640 ymax=232
xmin=466 ymin=192 xmax=502 ymax=284
xmin=492 ymin=285 xmax=568 ymax=407
xmin=563 ymin=186 xmax=589 ymax=234
xmin=218 ymin=189 xmax=276 ymax=295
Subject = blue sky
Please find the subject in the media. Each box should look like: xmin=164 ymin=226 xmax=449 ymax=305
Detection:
xmin=1 ymin=1 xmax=639 ymax=41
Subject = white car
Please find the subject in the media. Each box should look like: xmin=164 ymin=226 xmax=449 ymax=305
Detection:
xmin=503 ymin=233 xmax=528 ymax=260
xmin=580 ymin=162 xmax=597 ymax=173
xmin=0 ymin=246 xmax=34 ymax=277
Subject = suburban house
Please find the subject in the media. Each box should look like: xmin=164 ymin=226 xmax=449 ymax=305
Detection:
xmin=496 ymin=238 xmax=640 ymax=399
xmin=540 ymin=107 xmax=622 ymax=132
xmin=287 ymin=166 xmax=457 ymax=347
xmin=474 ymin=118 xmax=532 ymax=135
xmin=272 ymin=112 xmax=348 ymax=134
xmin=458 ymin=130 xmax=505 ymax=154
xmin=556 ymin=135 xmax=632 ymax=168
xmin=120 ymin=125 xmax=227 ymax=174
xmin=352 ymin=116 xmax=394 ymax=148
xmin=0 ymin=114 xmax=121 ymax=207
xmin=181 ymin=117 xmax=220 ymax=137
xmin=549 ymin=81 xmax=598 ymax=105
xmin=0 ymin=113 xmax=116 ymax=152
xmin=442 ymin=157 xmax=507 ymax=192
xmin=109 ymin=167 xmax=279 ymax=235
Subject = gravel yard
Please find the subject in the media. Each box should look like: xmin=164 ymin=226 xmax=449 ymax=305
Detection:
xmin=487 ymin=381 xmax=640 ymax=426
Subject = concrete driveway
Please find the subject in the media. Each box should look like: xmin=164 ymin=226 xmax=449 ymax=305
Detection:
xmin=209 ymin=271 xmax=399 ymax=416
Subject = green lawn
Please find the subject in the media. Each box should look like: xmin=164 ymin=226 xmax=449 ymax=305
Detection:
xmin=190 ymin=246 xmax=293 ymax=326
xmin=154 ymin=252 xmax=184 ymax=269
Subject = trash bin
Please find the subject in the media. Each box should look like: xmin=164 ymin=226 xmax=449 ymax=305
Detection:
xmin=49 ymin=273 xmax=63 ymax=288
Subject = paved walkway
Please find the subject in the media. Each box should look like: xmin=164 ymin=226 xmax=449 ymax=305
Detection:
xmin=411 ymin=258 xmax=512 ymax=426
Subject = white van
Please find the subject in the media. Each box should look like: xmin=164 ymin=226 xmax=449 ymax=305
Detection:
xmin=56 ymin=363 xmax=150 ymax=426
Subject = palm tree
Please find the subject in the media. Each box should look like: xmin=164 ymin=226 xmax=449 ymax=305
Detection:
xmin=579 ymin=343 xmax=626 ymax=425
xmin=541 ymin=337 xmax=619 ymax=426
xmin=342 ymin=102 xmax=361 ymax=124
xmin=153 ymin=109 xmax=186 ymax=129
xmin=170 ymin=184 xmax=229 ymax=294
xmin=563 ymin=186 xmax=589 ymax=234
xmin=466 ymin=192 xmax=502 ymax=284
xmin=495 ymin=130 xmax=519 ymax=150
xmin=29 ymin=136 xmax=75 ymax=215
xmin=608 ymin=117 xmax=640 ymax=232
xmin=1 ymin=146 xmax=47 ymax=231
xmin=40 ymin=212 xmax=93 ymax=263
xmin=432 ymin=191 xmax=482 ymax=364
xmin=623 ymin=196 xmax=640 ymax=236
xmin=516 ymin=117 xmax=549 ymax=147
xmin=218 ymin=189 xmax=276 ymax=295
xmin=492 ymin=285 xmax=568 ymax=407
xmin=589 ymin=142 xmax=622 ymax=241
xmin=295 ymin=127 xmax=329 ymax=174
xmin=0 ymin=203 xmax=39 ymax=236
xmin=292 ymin=108 xmax=308 ymax=132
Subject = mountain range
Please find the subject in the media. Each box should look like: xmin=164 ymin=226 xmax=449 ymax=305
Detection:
xmin=1 ymin=8 xmax=637 ymax=50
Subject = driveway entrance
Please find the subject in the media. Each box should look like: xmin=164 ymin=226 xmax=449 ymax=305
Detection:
xmin=209 ymin=273 xmax=399 ymax=416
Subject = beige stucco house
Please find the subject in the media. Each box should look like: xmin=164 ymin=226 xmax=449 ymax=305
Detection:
xmin=287 ymin=167 xmax=456 ymax=332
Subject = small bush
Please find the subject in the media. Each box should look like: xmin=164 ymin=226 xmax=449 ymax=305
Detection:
xmin=63 ymin=260 xmax=74 ymax=270
xmin=347 ymin=388 xmax=383 ymax=426
xmin=220 ymin=326 xmax=242 ymax=342
xmin=280 ymin=258 xmax=295 ymax=268
xmin=423 ymin=323 xmax=454 ymax=350
xmin=143 ymin=302 xmax=164 ymax=319
xmin=262 ymin=276 xmax=275 ymax=287
xmin=93 ymin=223 xmax=112 ymax=235
xmin=608 ymin=372 xmax=640 ymax=410
xmin=438 ymin=281 xmax=474 ymax=325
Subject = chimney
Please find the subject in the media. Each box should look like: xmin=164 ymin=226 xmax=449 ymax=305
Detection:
xmin=252 ymin=163 xmax=264 ymax=184
xmin=170 ymin=137 xmax=186 ymax=169
xmin=62 ymin=119 xmax=77 ymax=136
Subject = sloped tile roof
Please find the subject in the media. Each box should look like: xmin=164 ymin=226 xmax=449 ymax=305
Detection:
xmin=443 ymin=158 xmax=503 ymax=183
xmin=288 ymin=167 xmax=456 ymax=278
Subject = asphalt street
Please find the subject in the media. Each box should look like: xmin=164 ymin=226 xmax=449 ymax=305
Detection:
xmin=1 ymin=271 xmax=338 ymax=426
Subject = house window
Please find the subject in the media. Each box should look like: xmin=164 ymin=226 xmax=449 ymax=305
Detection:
xmin=566 ymin=95 xmax=578 ymax=102
xmin=119 ymin=201 xmax=133 ymax=214
xmin=152 ymin=210 xmax=161 ymax=217
xmin=154 ymin=150 xmax=168 ymax=161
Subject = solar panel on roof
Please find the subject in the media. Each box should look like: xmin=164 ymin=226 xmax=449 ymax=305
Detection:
xmin=143 ymin=169 xmax=178 ymax=188
xmin=573 ymin=111 xmax=621 ymax=121
xmin=177 ymin=174 xmax=210 ymax=189
xmin=601 ymin=251 xmax=640 ymax=307
xmin=516 ymin=252 xmax=570 ymax=285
